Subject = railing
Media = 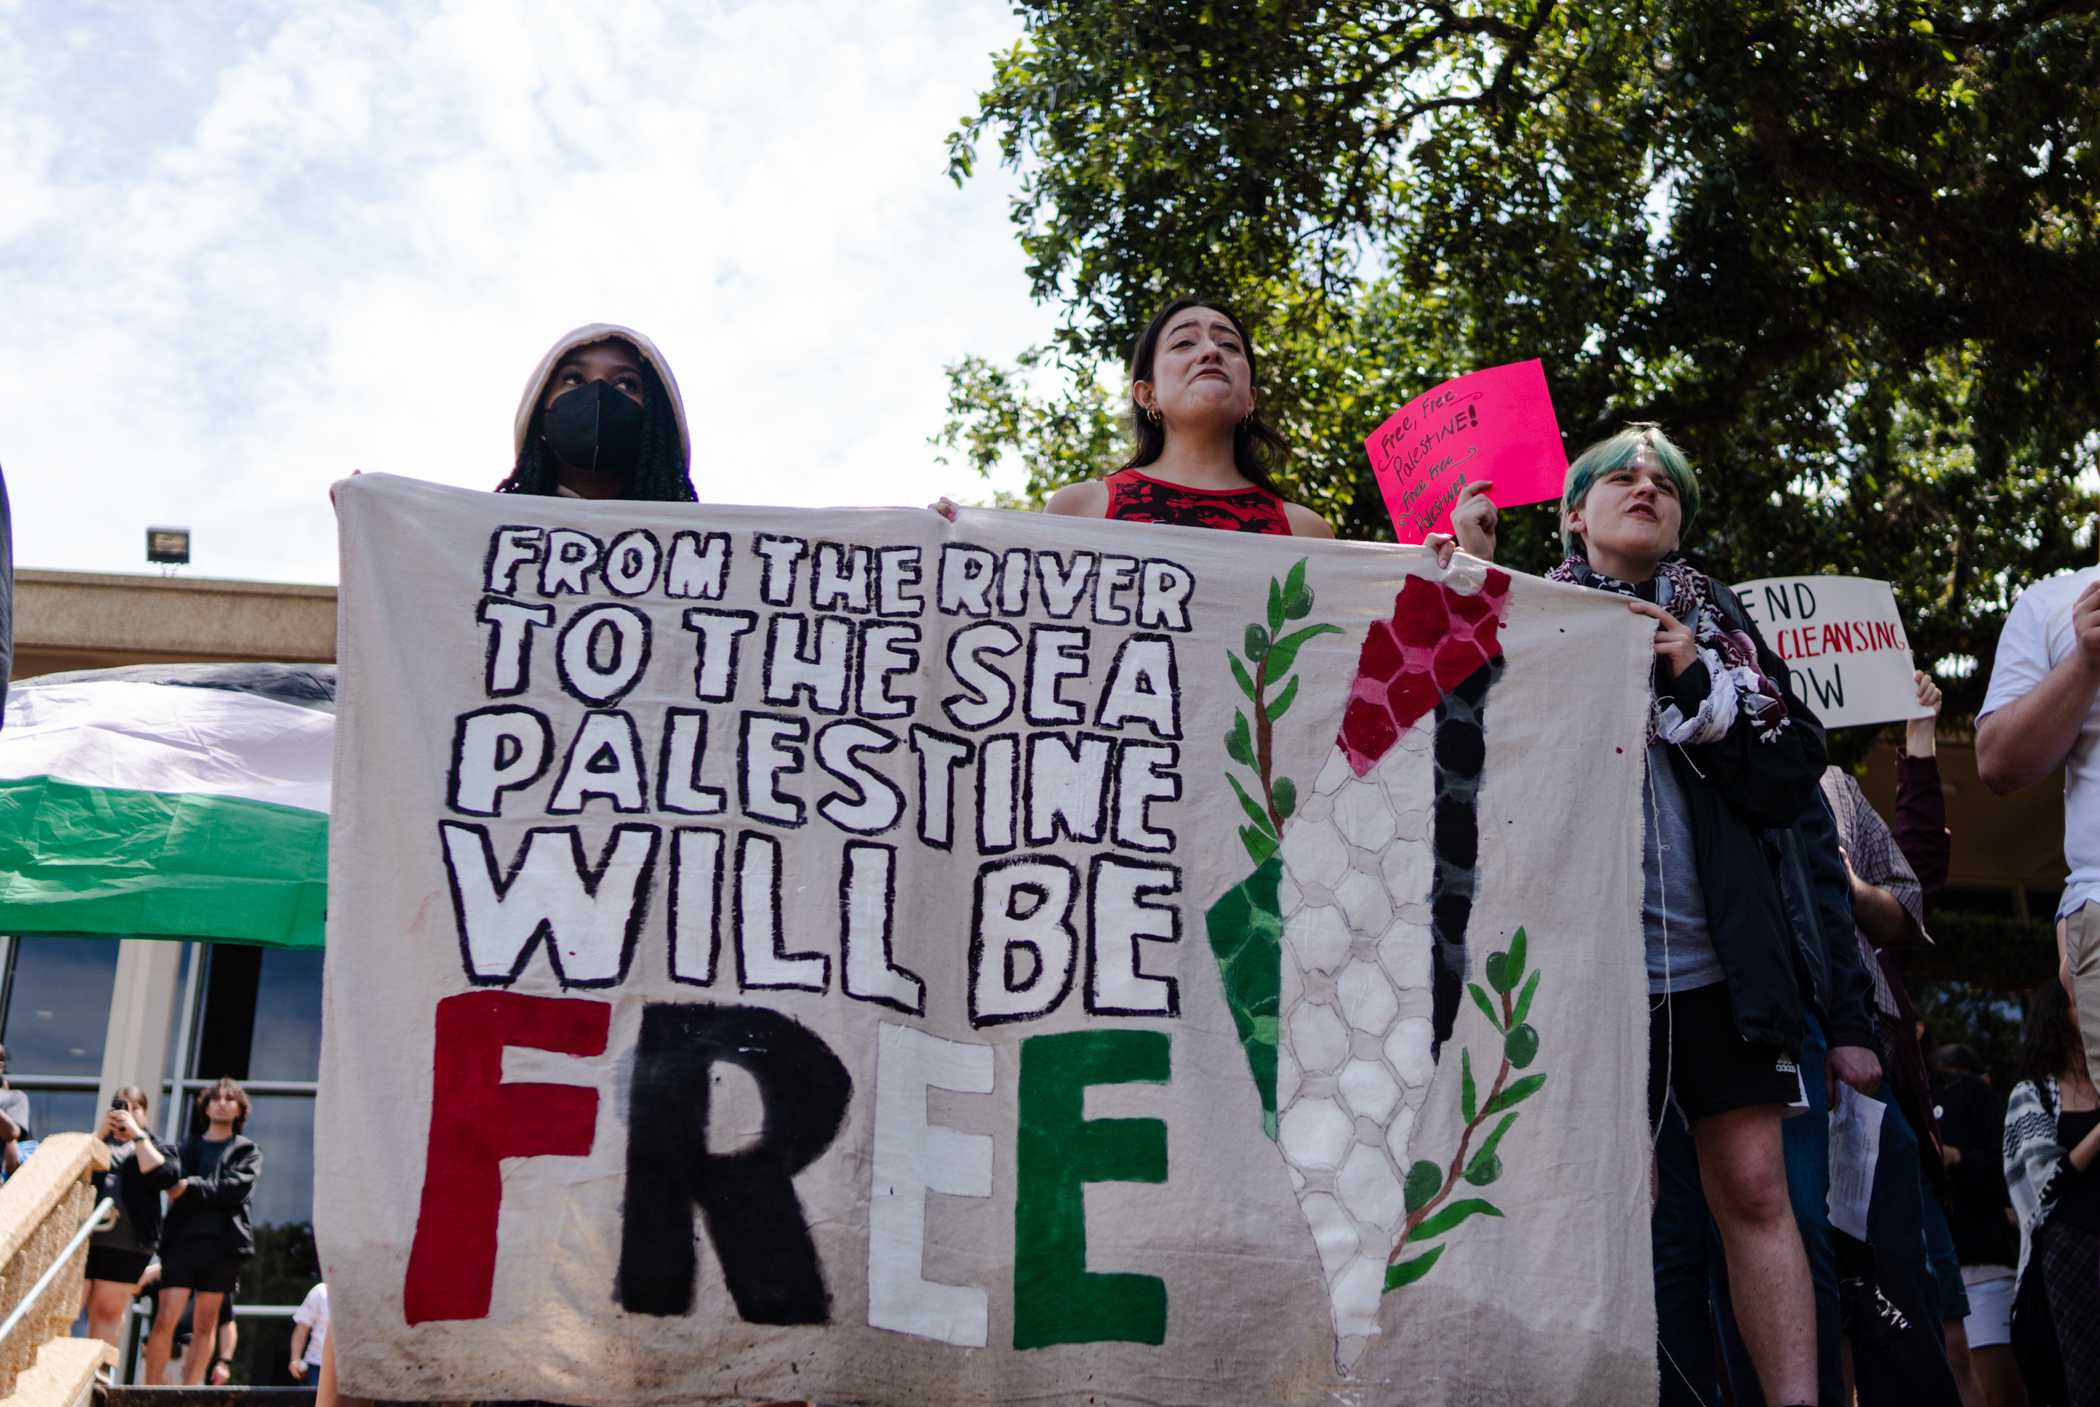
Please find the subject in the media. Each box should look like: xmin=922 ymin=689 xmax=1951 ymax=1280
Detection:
xmin=0 ymin=1133 xmax=112 ymax=1398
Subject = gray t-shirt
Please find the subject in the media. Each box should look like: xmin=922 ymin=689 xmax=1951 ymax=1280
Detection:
xmin=1644 ymin=743 xmax=1724 ymax=995
xmin=0 ymin=1087 xmax=31 ymax=1143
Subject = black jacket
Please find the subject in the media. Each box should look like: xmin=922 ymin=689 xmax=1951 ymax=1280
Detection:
xmin=92 ymin=1134 xmax=181 ymax=1254
xmin=1655 ymin=579 xmax=1829 ymax=1055
xmin=1934 ymin=1069 xmax=2019 ymax=1268
xmin=162 ymin=1134 xmax=261 ymax=1260
xmin=1770 ymin=790 xmax=1883 ymax=1055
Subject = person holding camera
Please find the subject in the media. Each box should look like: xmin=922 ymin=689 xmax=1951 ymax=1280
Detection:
xmin=81 ymin=1086 xmax=179 ymax=1348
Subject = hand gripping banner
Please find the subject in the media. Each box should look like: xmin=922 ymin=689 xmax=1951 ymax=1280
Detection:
xmin=319 ymin=475 xmax=1658 ymax=1404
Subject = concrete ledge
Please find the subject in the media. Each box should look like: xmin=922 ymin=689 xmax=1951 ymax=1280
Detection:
xmin=9 ymin=1336 xmax=109 ymax=1407
xmin=12 ymin=571 xmax=336 ymax=676
xmin=94 ymin=1391 xmax=313 ymax=1406
xmin=0 ymin=1137 xmax=109 ymax=1271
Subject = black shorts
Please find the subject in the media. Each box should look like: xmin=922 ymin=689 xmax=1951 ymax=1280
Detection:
xmin=84 ymin=1245 xmax=151 ymax=1286
xmin=1648 ymin=982 xmax=1807 ymax=1127
xmin=157 ymin=1241 xmax=242 ymax=1295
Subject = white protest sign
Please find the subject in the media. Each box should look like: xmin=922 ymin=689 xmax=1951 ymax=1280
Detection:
xmin=318 ymin=475 xmax=1661 ymax=1405
xmin=1732 ymin=575 xmax=1932 ymax=729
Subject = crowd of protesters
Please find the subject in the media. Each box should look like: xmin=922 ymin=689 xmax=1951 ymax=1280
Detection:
xmin=1 ymin=304 xmax=2089 ymax=1407
xmin=955 ymin=298 xmax=2089 ymax=1407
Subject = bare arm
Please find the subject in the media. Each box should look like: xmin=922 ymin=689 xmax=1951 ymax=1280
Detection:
xmin=1283 ymin=502 xmax=1335 ymax=539
xmin=1043 ymin=480 xmax=1109 ymax=518
xmin=1903 ymin=671 xmax=1942 ymax=759
xmin=2068 ymin=1116 xmax=2100 ymax=1173
xmin=1978 ymin=579 xmax=2100 ymax=794
xmin=1849 ymin=874 xmax=1919 ymax=949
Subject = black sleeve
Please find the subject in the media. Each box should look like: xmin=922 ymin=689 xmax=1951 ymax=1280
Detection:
xmin=1943 ymin=1080 xmax=2012 ymax=1205
xmin=1800 ymin=792 xmax=1880 ymax=1053
xmin=138 ymin=1137 xmax=182 ymax=1192
xmin=1681 ymin=582 xmax=1830 ymax=829
xmin=190 ymin=1140 xmax=260 ymax=1210
xmin=1893 ymin=753 xmax=1951 ymax=900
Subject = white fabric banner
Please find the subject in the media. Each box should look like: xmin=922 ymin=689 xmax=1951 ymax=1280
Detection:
xmin=319 ymin=474 xmax=1657 ymax=1404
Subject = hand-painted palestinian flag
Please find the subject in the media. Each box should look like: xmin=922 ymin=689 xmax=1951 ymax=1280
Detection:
xmin=0 ymin=663 xmax=335 ymax=949
xmin=1207 ymin=568 xmax=1516 ymax=1369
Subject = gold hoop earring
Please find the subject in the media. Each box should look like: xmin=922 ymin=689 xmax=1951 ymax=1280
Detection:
xmin=1145 ymin=403 xmax=1163 ymax=426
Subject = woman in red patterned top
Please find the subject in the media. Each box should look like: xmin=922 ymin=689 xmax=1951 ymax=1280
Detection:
xmin=937 ymin=298 xmax=1332 ymax=538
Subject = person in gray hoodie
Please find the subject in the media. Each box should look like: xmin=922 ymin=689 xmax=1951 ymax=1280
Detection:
xmin=495 ymin=324 xmax=694 ymax=502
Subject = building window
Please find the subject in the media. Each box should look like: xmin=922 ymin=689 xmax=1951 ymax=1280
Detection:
xmin=165 ymin=942 xmax=323 ymax=1385
xmin=0 ymin=936 xmax=119 ymax=1140
xmin=0 ymin=935 xmax=325 ymax=1383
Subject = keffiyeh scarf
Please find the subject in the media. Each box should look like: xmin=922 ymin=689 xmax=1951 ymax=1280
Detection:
xmin=2006 ymin=1076 xmax=2066 ymax=1302
xmin=1547 ymin=554 xmax=1792 ymax=746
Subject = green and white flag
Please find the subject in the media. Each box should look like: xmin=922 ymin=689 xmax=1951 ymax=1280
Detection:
xmin=0 ymin=663 xmax=334 ymax=948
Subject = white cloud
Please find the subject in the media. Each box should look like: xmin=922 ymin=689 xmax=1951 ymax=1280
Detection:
xmin=0 ymin=0 xmax=1056 ymax=583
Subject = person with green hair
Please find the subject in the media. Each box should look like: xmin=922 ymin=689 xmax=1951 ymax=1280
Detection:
xmin=1434 ymin=424 xmax=1834 ymax=1407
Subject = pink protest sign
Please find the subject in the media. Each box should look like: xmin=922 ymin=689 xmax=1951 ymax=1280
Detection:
xmin=1364 ymin=359 xmax=1569 ymax=545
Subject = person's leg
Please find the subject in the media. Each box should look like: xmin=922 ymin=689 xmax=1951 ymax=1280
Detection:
xmin=2066 ymin=903 xmax=2100 ymax=1086
xmin=2038 ymin=1220 xmax=2100 ymax=1401
xmin=1849 ymin=1089 xmax=1963 ymax=1406
xmin=318 ymin=1329 xmax=340 ymax=1407
xmin=84 ymin=1279 xmax=131 ymax=1348
xmin=1944 ymin=1317 xmax=1983 ymax=1407
xmin=1971 ymin=1343 xmax=2028 ymax=1407
xmin=1963 ymin=1270 xmax=2027 ymax=1407
xmin=1694 ymin=1104 xmax=1816 ymax=1405
xmin=1652 ymin=1103 xmax=1721 ymax=1406
xmin=1922 ymin=1194 xmax=1981 ymax=1406
xmin=143 ymin=1286 xmax=188 ymax=1386
xmin=212 ymin=1310 xmax=237 ymax=1385
xmin=317 ymin=1327 xmax=373 ymax=1407
xmin=317 ymin=1330 xmax=336 ymax=1406
xmin=181 ymin=1290 xmax=223 ymax=1385
xmin=1714 ymin=1015 xmax=1841 ymax=1407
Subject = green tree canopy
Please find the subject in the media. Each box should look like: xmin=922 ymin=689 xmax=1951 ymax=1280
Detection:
xmin=940 ymin=0 xmax=2100 ymax=712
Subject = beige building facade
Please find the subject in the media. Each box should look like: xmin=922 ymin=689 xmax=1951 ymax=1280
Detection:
xmin=6 ymin=569 xmax=335 ymax=1386
xmin=10 ymin=569 xmax=334 ymax=680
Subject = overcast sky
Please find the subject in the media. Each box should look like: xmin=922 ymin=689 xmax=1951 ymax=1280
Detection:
xmin=0 ymin=0 xmax=1057 ymax=585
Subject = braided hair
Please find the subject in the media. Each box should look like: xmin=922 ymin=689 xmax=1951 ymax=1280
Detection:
xmin=496 ymin=339 xmax=695 ymax=501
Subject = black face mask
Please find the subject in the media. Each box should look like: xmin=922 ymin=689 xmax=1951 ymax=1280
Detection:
xmin=542 ymin=380 xmax=645 ymax=479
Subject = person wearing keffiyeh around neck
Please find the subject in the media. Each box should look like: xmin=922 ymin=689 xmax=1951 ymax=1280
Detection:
xmin=2003 ymin=979 xmax=2094 ymax=1403
xmin=1430 ymin=424 xmax=1835 ymax=1407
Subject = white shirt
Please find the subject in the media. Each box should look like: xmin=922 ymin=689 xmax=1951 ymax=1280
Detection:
xmin=1980 ymin=565 xmax=2100 ymax=919
xmin=293 ymin=1282 xmax=329 ymax=1366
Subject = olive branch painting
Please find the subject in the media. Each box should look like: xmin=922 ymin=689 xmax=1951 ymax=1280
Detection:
xmin=1385 ymin=928 xmax=1546 ymax=1290
xmin=1223 ymin=558 xmax=1340 ymax=866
